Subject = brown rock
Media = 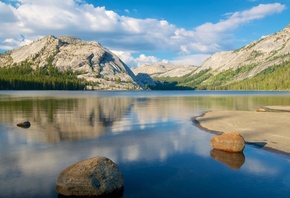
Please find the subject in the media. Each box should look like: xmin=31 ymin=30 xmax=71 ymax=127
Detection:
xmin=56 ymin=157 xmax=124 ymax=197
xmin=256 ymin=108 xmax=266 ymax=112
xmin=210 ymin=132 xmax=245 ymax=152
xmin=210 ymin=149 xmax=245 ymax=169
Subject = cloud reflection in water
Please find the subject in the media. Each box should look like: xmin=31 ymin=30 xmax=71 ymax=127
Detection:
xmin=1 ymin=92 xmax=290 ymax=197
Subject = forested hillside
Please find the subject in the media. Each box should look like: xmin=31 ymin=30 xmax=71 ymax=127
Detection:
xmin=153 ymin=60 xmax=290 ymax=90
xmin=224 ymin=61 xmax=290 ymax=90
xmin=0 ymin=60 xmax=86 ymax=90
xmin=149 ymin=25 xmax=290 ymax=91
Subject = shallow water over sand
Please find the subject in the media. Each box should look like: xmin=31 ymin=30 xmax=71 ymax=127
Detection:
xmin=1 ymin=90 xmax=290 ymax=198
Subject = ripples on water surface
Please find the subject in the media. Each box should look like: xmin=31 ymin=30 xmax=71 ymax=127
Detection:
xmin=1 ymin=90 xmax=290 ymax=198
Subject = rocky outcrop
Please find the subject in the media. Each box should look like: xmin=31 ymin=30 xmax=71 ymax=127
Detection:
xmin=210 ymin=132 xmax=245 ymax=152
xmin=0 ymin=35 xmax=144 ymax=90
xmin=195 ymin=24 xmax=290 ymax=76
xmin=56 ymin=157 xmax=124 ymax=197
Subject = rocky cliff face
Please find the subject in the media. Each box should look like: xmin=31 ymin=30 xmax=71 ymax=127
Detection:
xmin=0 ymin=35 xmax=143 ymax=90
xmin=195 ymin=24 xmax=290 ymax=76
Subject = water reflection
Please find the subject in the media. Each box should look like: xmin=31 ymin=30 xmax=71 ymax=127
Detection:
xmin=1 ymin=91 xmax=290 ymax=198
xmin=57 ymin=189 xmax=124 ymax=198
xmin=0 ymin=97 xmax=133 ymax=142
xmin=1 ymin=92 xmax=290 ymax=144
xmin=210 ymin=149 xmax=245 ymax=169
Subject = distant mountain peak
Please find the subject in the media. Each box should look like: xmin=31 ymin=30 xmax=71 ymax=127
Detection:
xmin=131 ymin=24 xmax=290 ymax=90
xmin=132 ymin=63 xmax=198 ymax=78
xmin=195 ymin=24 xmax=290 ymax=75
xmin=0 ymin=35 xmax=144 ymax=90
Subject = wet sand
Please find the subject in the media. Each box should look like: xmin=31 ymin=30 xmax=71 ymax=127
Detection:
xmin=194 ymin=106 xmax=290 ymax=154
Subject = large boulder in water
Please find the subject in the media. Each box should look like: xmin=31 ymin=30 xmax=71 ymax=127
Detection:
xmin=210 ymin=132 xmax=245 ymax=152
xmin=56 ymin=157 xmax=124 ymax=197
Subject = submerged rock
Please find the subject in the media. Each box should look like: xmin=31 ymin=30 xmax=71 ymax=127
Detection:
xmin=16 ymin=121 xmax=31 ymax=128
xmin=56 ymin=157 xmax=124 ymax=197
xmin=210 ymin=132 xmax=245 ymax=152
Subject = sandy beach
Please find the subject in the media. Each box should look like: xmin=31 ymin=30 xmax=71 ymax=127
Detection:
xmin=195 ymin=106 xmax=290 ymax=154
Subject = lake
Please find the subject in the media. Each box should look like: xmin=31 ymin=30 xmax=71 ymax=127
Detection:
xmin=1 ymin=90 xmax=290 ymax=198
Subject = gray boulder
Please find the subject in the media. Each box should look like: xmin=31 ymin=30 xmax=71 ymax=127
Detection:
xmin=56 ymin=157 xmax=124 ymax=197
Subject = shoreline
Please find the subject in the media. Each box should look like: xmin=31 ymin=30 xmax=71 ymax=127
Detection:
xmin=193 ymin=106 xmax=290 ymax=155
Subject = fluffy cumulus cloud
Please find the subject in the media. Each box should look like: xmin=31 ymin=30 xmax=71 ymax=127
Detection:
xmin=187 ymin=3 xmax=286 ymax=53
xmin=0 ymin=0 xmax=286 ymax=66
xmin=171 ymin=54 xmax=212 ymax=66
xmin=112 ymin=50 xmax=162 ymax=67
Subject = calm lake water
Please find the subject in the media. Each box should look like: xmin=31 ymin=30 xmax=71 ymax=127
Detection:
xmin=1 ymin=90 xmax=290 ymax=198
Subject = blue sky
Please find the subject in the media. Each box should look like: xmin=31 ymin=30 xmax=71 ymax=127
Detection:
xmin=0 ymin=0 xmax=289 ymax=67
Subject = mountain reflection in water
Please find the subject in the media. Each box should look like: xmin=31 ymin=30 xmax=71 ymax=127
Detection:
xmin=1 ymin=91 xmax=290 ymax=198
xmin=1 ymin=91 xmax=290 ymax=144
xmin=0 ymin=97 xmax=133 ymax=142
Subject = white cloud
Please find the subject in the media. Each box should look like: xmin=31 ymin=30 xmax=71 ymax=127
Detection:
xmin=0 ymin=1 xmax=286 ymax=66
xmin=0 ymin=34 xmax=33 ymax=50
xmin=171 ymin=54 xmax=211 ymax=66
xmin=111 ymin=50 xmax=135 ymax=66
xmin=0 ymin=1 xmax=17 ymax=23
xmin=244 ymin=158 xmax=278 ymax=175
xmin=113 ymin=49 xmax=208 ymax=67
xmin=230 ymin=3 xmax=285 ymax=23
xmin=186 ymin=3 xmax=286 ymax=54
xmin=113 ymin=50 xmax=161 ymax=67
xmin=197 ymin=3 xmax=285 ymax=33
xmin=136 ymin=54 xmax=159 ymax=66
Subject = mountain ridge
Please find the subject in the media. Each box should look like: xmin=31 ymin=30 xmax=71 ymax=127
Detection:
xmin=134 ymin=24 xmax=290 ymax=90
xmin=196 ymin=24 xmax=290 ymax=75
xmin=0 ymin=35 xmax=144 ymax=90
xmin=132 ymin=63 xmax=198 ymax=78
xmin=1 ymin=24 xmax=290 ymax=90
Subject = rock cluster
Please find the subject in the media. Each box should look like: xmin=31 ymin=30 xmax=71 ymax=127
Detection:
xmin=210 ymin=132 xmax=245 ymax=152
xmin=56 ymin=157 xmax=124 ymax=197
